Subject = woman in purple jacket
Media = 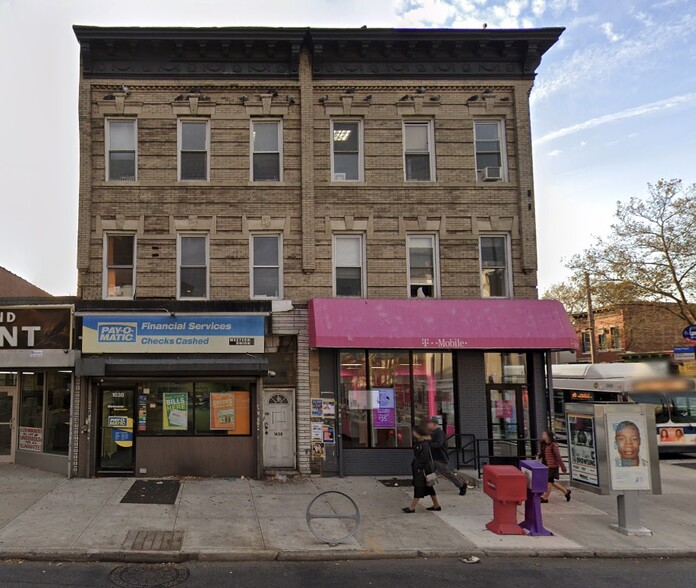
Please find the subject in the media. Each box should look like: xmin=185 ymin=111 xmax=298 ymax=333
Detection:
xmin=538 ymin=430 xmax=571 ymax=503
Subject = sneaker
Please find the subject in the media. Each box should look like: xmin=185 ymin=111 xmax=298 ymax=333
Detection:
xmin=459 ymin=486 xmax=468 ymax=496
xmin=566 ymin=490 xmax=572 ymax=502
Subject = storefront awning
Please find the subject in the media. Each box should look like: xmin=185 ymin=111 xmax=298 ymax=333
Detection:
xmin=77 ymin=355 xmax=269 ymax=377
xmin=308 ymin=298 xmax=578 ymax=351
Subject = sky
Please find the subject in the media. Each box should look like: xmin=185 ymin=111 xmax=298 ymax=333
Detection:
xmin=0 ymin=0 xmax=695 ymax=296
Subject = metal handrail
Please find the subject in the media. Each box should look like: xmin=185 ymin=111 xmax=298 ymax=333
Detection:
xmin=448 ymin=433 xmax=541 ymax=478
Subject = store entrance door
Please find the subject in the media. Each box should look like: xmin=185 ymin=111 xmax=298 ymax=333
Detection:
xmin=486 ymin=384 xmax=531 ymax=458
xmin=98 ymin=388 xmax=135 ymax=474
xmin=0 ymin=388 xmax=17 ymax=463
xmin=263 ymin=389 xmax=295 ymax=469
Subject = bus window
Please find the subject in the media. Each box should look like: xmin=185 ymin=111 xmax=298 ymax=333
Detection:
xmin=627 ymin=393 xmax=670 ymax=424
xmin=668 ymin=393 xmax=696 ymax=424
xmin=553 ymin=391 xmax=564 ymax=416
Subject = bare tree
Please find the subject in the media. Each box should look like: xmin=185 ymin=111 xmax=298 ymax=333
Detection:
xmin=569 ymin=179 xmax=696 ymax=325
xmin=542 ymin=279 xmax=586 ymax=316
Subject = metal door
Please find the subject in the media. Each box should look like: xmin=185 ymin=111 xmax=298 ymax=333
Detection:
xmin=98 ymin=388 xmax=135 ymax=474
xmin=263 ymin=389 xmax=295 ymax=468
xmin=0 ymin=389 xmax=17 ymax=463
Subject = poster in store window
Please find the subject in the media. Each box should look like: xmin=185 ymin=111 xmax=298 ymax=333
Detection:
xmin=210 ymin=392 xmax=237 ymax=430
xmin=162 ymin=392 xmax=189 ymax=430
xmin=311 ymin=399 xmax=323 ymax=418
xmin=373 ymin=388 xmax=396 ymax=429
xmin=18 ymin=427 xmax=43 ymax=452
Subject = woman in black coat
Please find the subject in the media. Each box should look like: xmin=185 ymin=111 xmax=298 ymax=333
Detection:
xmin=403 ymin=426 xmax=441 ymax=513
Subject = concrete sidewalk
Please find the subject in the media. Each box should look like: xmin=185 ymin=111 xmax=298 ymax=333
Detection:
xmin=1 ymin=460 xmax=695 ymax=563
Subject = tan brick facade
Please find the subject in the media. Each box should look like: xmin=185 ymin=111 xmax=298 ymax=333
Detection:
xmin=77 ymin=75 xmax=539 ymax=302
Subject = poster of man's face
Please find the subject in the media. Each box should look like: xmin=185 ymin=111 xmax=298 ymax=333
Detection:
xmin=606 ymin=413 xmax=651 ymax=492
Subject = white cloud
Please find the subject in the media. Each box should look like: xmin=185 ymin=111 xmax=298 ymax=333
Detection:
xmin=547 ymin=149 xmax=562 ymax=157
xmin=532 ymin=13 xmax=696 ymax=104
xmin=600 ymin=22 xmax=623 ymax=42
xmin=534 ymin=92 xmax=696 ymax=145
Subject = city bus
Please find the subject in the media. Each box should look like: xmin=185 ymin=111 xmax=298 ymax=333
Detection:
xmin=551 ymin=363 xmax=696 ymax=453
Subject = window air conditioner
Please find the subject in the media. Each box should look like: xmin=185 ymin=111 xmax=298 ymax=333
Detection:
xmin=482 ymin=167 xmax=502 ymax=181
xmin=334 ymin=173 xmax=347 ymax=181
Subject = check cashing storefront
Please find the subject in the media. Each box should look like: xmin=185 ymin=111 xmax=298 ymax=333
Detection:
xmin=0 ymin=303 xmax=76 ymax=475
xmin=74 ymin=301 xmax=278 ymax=479
xmin=307 ymin=298 xmax=577 ymax=477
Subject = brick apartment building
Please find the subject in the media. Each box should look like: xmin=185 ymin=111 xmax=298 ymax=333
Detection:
xmin=64 ymin=25 xmax=573 ymax=479
xmin=573 ymin=303 xmax=695 ymax=364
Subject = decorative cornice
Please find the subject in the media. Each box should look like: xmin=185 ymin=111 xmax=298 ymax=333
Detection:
xmin=74 ymin=26 xmax=564 ymax=81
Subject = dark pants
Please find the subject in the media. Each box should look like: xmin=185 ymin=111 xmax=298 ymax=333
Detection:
xmin=434 ymin=460 xmax=465 ymax=489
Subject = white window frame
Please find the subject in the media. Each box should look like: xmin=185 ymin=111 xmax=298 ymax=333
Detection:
xmin=177 ymin=118 xmax=210 ymax=182
xmin=403 ymin=120 xmax=436 ymax=182
xmin=406 ymin=234 xmax=440 ymax=299
xmin=250 ymin=119 xmax=283 ymax=182
xmin=102 ymin=233 xmax=136 ymax=300
xmin=474 ymin=119 xmax=508 ymax=182
xmin=332 ymin=233 xmax=366 ymax=298
xmin=330 ymin=119 xmax=364 ymax=182
xmin=249 ymin=233 xmax=284 ymax=300
xmin=105 ymin=118 xmax=138 ymax=182
xmin=479 ymin=233 xmax=513 ymax=299
xmin=176 ymin=233 xmax=209 ymax=300
xmin=581 ymin=331 xmax=592 ymax=354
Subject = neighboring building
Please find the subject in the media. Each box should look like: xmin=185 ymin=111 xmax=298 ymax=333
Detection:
xmin=573 ymin=303 xmax=694 ymax=363
xmin=66 ymin=25 xmax=572 ymax=479
xmin=0 ymin=267 xmax=52 ymax=297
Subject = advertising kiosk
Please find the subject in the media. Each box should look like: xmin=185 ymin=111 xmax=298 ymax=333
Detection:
xmin=565 ymin=403 xmax=661 ymax=535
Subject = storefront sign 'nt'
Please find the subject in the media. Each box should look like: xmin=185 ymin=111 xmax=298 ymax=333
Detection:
xmin=82 ymin=315 xmax=264 ymax=354
xmin=0 ymin=307 xmax=72 ymax=349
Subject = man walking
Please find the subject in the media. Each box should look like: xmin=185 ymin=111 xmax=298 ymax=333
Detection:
xmin=426 ymin=418 xmax=467 ymax=495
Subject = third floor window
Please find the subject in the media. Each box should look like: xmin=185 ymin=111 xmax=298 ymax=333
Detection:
xmin=178 ymin=120 xmax=209 ymax=181
xmin=403 ymin=121 xmax=434 ymax=182
xmin=475 ymin=120 xmax=505 ymax=182
xmin=251 ymin=120 xmax=282 ymax=181
xmin=106 ymin=119 xmax=137 ymax=181
xmin=331 ymin=120 xmax=363 ymax=181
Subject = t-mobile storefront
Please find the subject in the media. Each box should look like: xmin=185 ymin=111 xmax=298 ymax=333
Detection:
xmin=308 ymin=298 xmax=577 ymax=476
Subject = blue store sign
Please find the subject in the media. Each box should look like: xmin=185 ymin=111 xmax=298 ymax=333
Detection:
xmin=683 ymin=325 xmax=696 ymax=343
xmin=82 ymin=314 xmax=264 ymax=354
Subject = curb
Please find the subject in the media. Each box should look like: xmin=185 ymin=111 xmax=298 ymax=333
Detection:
xmin=2 ymin=547 xmax=696 ymax=564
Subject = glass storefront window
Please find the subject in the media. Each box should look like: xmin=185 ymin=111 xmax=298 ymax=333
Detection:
xmin=194 ymin=382 xmax=252 ymax=435
xmin=369 ymin=351 xmax=411 ymax=448
xmin=413 ymin=352 xmax=455 ymax=437
xmin=0 ymin=372 xmax=17 ymax=386
xmin=45 ymin=372 xmax=71 ymax=454
xmin=340 ymin=351 xmax=368 ymax=448
xmin=339 ymin=350 xmax=452 ymax=449
xmin=20 ymin=372 xmax=44 ymax=428
xmin=485 ymin=352 xmax=527 ymax=384
xmin=139 ymin=382 xmax=193 ymax=435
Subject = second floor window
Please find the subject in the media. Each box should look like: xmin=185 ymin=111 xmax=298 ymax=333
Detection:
xmin=106 ymin=119 xmax=136 ymax=181
xmin=251 ymin=235 xmax=282 ymax=299
xmin=407 ymin=235 xmax=438 ymax=298
xmin=581 ymin=331 xmax=592 ymax=353
xmin=178 ymin=235 xmax=208 ymax=299
xmin=104 ymin=234 xmax=135 ymax=299
xmin=331 ymin=120 xmax=362 ymax=181
xmin=251 ymin=121 xmax=282 ymax=181
xmin=179 ymin=120 xmax=209 ymax=181
xmin=334 ymin=235 xmax=365 ymax=297
xmin=480 ymin=235 xmax=510 ymax=298
xmin=475 ymin=121 xmax=505 ymax=182
xmin=403 ymin=121 xmax=434 ymax=181
xmin=610 ymin=326 xmax=621 ymax=350
xmin=598 ymin=330 xmax=608 ymax=351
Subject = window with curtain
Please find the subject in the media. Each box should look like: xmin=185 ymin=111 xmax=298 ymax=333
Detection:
xmin=104 ymin=234 xmax=135 ymax=299
xmin=106 ymin=119 xmax=137 ymax=181
xmin=403 ymin=121 xmax=433 ymax=181
xmin=407 ymin=235 xmax=438 ymax=298
xmin=332 ymin=120 xmax=362 ymax=181
xmin=252 ymin=121 xmax=281 ymax=181
xmin=179 ymin=120 xmax=209 ymax=180
xmin=480 ymin=235 xmax=510 ymax=298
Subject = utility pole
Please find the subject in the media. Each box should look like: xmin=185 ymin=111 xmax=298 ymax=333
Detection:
xmin=585 ymin=272 xmax=598 ymax=364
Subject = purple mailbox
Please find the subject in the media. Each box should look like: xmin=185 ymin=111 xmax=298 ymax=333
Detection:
xmin=519 ymin=459 xmax=553 ymax=537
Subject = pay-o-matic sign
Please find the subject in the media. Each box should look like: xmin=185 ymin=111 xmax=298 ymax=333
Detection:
xmin=82 ymin=315 xmax=264 ymax=354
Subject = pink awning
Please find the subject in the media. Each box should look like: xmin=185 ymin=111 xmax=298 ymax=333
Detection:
xmin=308 ymin=298 xmax=578 ymax=351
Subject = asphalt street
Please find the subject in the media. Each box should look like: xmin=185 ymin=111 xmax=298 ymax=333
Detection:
xmin=0 ymin=558 xmax=694 ymax=588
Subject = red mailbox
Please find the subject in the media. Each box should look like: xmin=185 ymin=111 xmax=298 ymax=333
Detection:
xmin=483 ymin=465 xmax=527 ymax=535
